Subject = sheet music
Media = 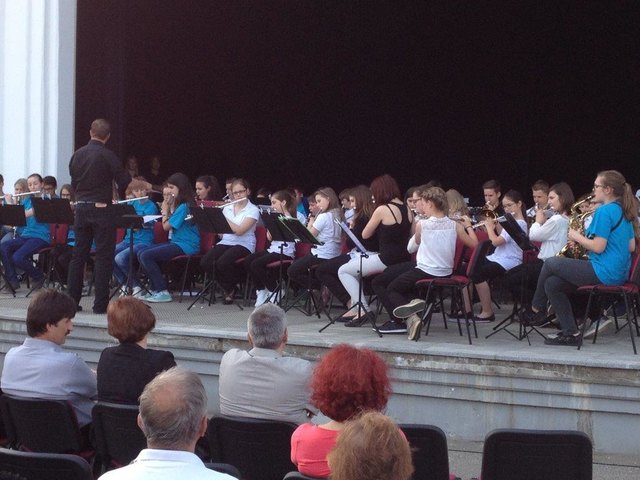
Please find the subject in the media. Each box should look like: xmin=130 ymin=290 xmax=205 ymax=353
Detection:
xmin=335 ymin=219 xmax=369 ymax=255
xmin=143 ymin=215 xmax=163 ymax=224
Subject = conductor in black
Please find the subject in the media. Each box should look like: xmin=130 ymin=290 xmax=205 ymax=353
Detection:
xmin=68 ymin=119 xmax=132 ymax=314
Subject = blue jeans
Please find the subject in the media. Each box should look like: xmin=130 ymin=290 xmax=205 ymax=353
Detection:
xmin=138 ymin=242 xmax=184 ymax=291
xmin=113 ymin=241 xmax=151 ymax=287
xmin=0 ymin=236 xmax=49 ymax=282
xmin=532 ymin=256 xmax=600 ymax=335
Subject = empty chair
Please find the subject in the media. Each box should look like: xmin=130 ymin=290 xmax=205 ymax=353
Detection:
xmin=0 ymin=395 xmax=92 ymax=459
xmin=399 ymin=424 xmax=452 ymax=480
xmin=92 ymin=402 xmax=147 ymax=471
xmin=0 ymin=447 xmax=91 ymax=480
xmin=204 ymin=462 xmax=242 ymax=479
xmin=480 ymin=428 xmax=592 ymax=480
xmin=208 ymin=416 xmax=297 ymax=480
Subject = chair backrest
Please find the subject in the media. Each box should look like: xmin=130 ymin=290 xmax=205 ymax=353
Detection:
xmin=0 ymin=448 xmax=93 ymax=480
xmin=0 ymin=394 xmax=84 ymax=454
xmin=153 ymin=221 xmax=169 ymax=244
xmin=0 ymin=448 xmax=91 ymax=480
xmin=91 ymin=402 xmax=146 ymax=470
xmin=628 ymin=250 xmax=640 ymax=285
xmin=204 ymin=462 xmax=242 ymax=479
xmin=481 ymin=428 xmax=592 ymax=480
xmin=115 ymin=227 xmax=125 ymax=244
xmin=399 ymin=424 xmax=451 ymax=480
xmin=255 ymin=225 xmax=268 ymax=253
xmin=200 ymin=231 xmax=216 ymax=254
xmin=295 ymin=242 xmax=312 ymax=258
xmin=283 ymin=471 xmax=324 ymax=480
xmin=52 ymin=224 xmax=70 ymax=246
xmin=466 ymin=240 xmax=493 ymax=278
xmin=452 ymin=238 xmax=466 ymax=273
xmin=208 ymin=416 xmax=297 ymax=480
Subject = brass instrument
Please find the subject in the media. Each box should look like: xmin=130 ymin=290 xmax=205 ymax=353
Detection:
xmin=557 ymin=194 xmax=594 ymax=259
xmin=526 ymin=203 xmax=555 ymax=220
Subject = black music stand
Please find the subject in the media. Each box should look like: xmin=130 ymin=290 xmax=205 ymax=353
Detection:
xmin=27 ymin=198 xmax=75 ymax=294
xmin=319 ymin=220 xmax=382 ymax=336
xmin=110 ymin=204 xmax=145 ymax=297
xmin=485 ymin=213 xmax=544 ymax=342
xmin=278 ymin=217 xmax=325 ymax=317
xmin=0 ymin=205 xmax=27 ymax=296
xmin=260 ymin=212 xmax=297 ymax=306
xmin=187 ymin=205 xmax=234 ymax=310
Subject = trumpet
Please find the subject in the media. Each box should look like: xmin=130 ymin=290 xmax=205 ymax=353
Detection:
xmin=526 ymin=203 xmax=554 ymax=219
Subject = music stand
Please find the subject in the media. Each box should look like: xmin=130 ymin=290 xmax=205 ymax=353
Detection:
xmin=277 ymin=217 xmax=326 ymax=317
xmin=0 ymin=205 xmax=26 ymax=296
xmin=109 ymin=204 xmax=145 ymax=297
xmin=187 ymin=205 xmax=235 ymax=310
xmin=260 ymin=212 xmax=297 ymax=306
xmin=319 ymin=220 xmax=381 ymax=336
xmin=486 ymin=213 xmax=544 ymax=342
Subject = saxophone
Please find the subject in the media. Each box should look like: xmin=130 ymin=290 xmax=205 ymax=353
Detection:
xmin=557 ymin=194 xmax=594 ymax=260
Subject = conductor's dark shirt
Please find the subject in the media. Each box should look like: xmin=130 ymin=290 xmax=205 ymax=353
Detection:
xmin=69 ymin=139 xmax=131 ymax=203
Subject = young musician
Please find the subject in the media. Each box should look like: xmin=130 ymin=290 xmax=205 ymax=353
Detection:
xmin=199 ymin=178 xmax=260 ymax=304
xmin=0 ymin=174 xmax=50 ymax=290
xmin=524 ymin=170 xmax=638 ymax=346
xmin=112 ymin=179 xmax=159 ymax=295
xmin=287 ymin=187 xmax=343 ymax=291
xmin=137 ymin=173 xmax=200 ymax=303
xmin=195 ymin=175 xmax=224 ymax=202
xmin=244 ymin=190 xmax=298 ymax=306
xmin=383 ymin=187 xmax=477 ymax=338
xmin=470 ymin=189 xmax=528 ymax=322
xmin=314 ymin=185 xmax=378 ymax=319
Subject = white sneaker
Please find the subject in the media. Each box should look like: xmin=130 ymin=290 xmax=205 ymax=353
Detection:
xmin=407 ymin=313 xmax=422 ymax=340
xmin=393 ymin=299 xmax=426 ymax=319
xmin=583 ymin=317 xmax=614 ymax=339
xmin=146 ymin=290 xmax=173 ymax=303
xmin=255 ymin=289 xmax=269 ymax=307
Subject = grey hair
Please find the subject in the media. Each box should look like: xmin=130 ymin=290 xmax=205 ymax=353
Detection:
xmin=247 ymin=303 xmax=287 ymax=349
xmin=139 ymin=367 xmax=207 ymax=449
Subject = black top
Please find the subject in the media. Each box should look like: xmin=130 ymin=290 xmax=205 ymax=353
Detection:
xmin=349 ymin=214 xmax=379 ymax=252
xmin=377 ymin=201 xmax=411 ymax=266
xmin=69 ymin=139 xmax=131 ymax=203
xmin=97 ymin=343 xmax=176 ymax=404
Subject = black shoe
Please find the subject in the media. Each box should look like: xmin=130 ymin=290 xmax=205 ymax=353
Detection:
xmin=472 ymin=313 xmax=495 ymax=323
xmin=345 ymin=312 xmax=374 ymax=328
xmin=76 ymin=305 xmax=83 ymax=312
xmin=522 ymin=308 xmax=550 ymax=326
xmin=376 ymin=319 xmax=407 ymax=334
xmin=31 ymin=278 xmax=45 ymax=290
xmin=544 ymin=333 xmax=580 ymax=346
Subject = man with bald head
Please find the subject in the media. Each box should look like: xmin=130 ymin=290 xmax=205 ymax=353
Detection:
xmin=100 ymin=367 xmax=234 ymax=480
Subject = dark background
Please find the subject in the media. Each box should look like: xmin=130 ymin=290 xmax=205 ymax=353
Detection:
xmin=75 ymin=1 xmax=640 ymax=205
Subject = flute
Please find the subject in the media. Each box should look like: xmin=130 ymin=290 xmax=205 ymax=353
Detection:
xmin=12 ymin=191 xmax=41 ymax=197
xmin=116 ymin=196 xmax=149 ymax=204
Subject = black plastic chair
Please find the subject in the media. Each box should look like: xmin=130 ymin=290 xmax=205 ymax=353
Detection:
xmin=205 ymin=462 xmax=242 ymax=479
xmin=208 ymin=416 xmax=297 ymax=480
xmin=283 ymin=471 xmax=325 ymax=480
xmin=91 ymin=401 xmax=147 ymax=470
xmin=400 ymin=424 xmax=452 ymax=480
xmin=480 ymin=428 xmax=593 ymax=480
xmin=0 ymin=394 xmax=92 ymax=459
xmin=0 ymin=447 xmax=91 ymax=480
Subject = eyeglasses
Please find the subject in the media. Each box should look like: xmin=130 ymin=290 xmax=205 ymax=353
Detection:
xmin=232 ymin=189 xmax=247 ymax=196
xmin=593 ymin=184 xmax=605 ymax=190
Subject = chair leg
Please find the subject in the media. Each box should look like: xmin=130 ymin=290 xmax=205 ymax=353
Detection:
xmin=578 ymin=292 xmax=595 ymax=350
xmin=178 ymin=257 xmax=191 ymax=303
xmin=623 ymin=293 xmax=637 ymax=355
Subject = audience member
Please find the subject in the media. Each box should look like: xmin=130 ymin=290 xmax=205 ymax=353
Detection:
xmin=97 ymin=297 xmax=176 ymax=404
xmin=99 ymin=367 xmax=235 ymax=480
xmin=291 ymin=344 xmax=391 ymax=478
xmin=218 ymin=303 xmax=314 ymax=424
xmin=0 ymin=289 xmax=96 ymax=427
xmin=328 ymin=411 xmax=413 ymax=480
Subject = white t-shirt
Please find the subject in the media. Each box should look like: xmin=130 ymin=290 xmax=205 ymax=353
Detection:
xmin=417 ymin=216 xmax=457 ymax=276
xmin=487 ymin=218 xmax=528 ymax=271
xmin=219 ymin=201 xmax=260 ymax=252
xmin=311 ymin=211 xmax=342 ymax=259
xmin=529 ymin=214 xmax=569 ymax=260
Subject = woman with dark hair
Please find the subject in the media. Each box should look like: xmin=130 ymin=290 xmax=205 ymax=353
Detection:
xmin=137 ymin=173 xmax=200 ymax=303
xmin=470 ymin=189 xmax=528 ymax=322
xmin=291 ymin=344 xmax=391 ymax=478
xmin=200 ymin=178 xmax=260 ymax=303
xmin=195 ymin=175 xmax=224 ymax=201
xmin=314 ymin=185 xmax=378 ymax=318
xmin=97 ymin=297 xmax=176 ymax=403
xmin=287 ymin=187 xmax=343 ymax=291
xmin=525 ymin=170 xmax=638 ymax=345
xmin=244 ymin=189 xmax=298 ymax=305
xmin=328 ymin=411 xmax=413 ymax=480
